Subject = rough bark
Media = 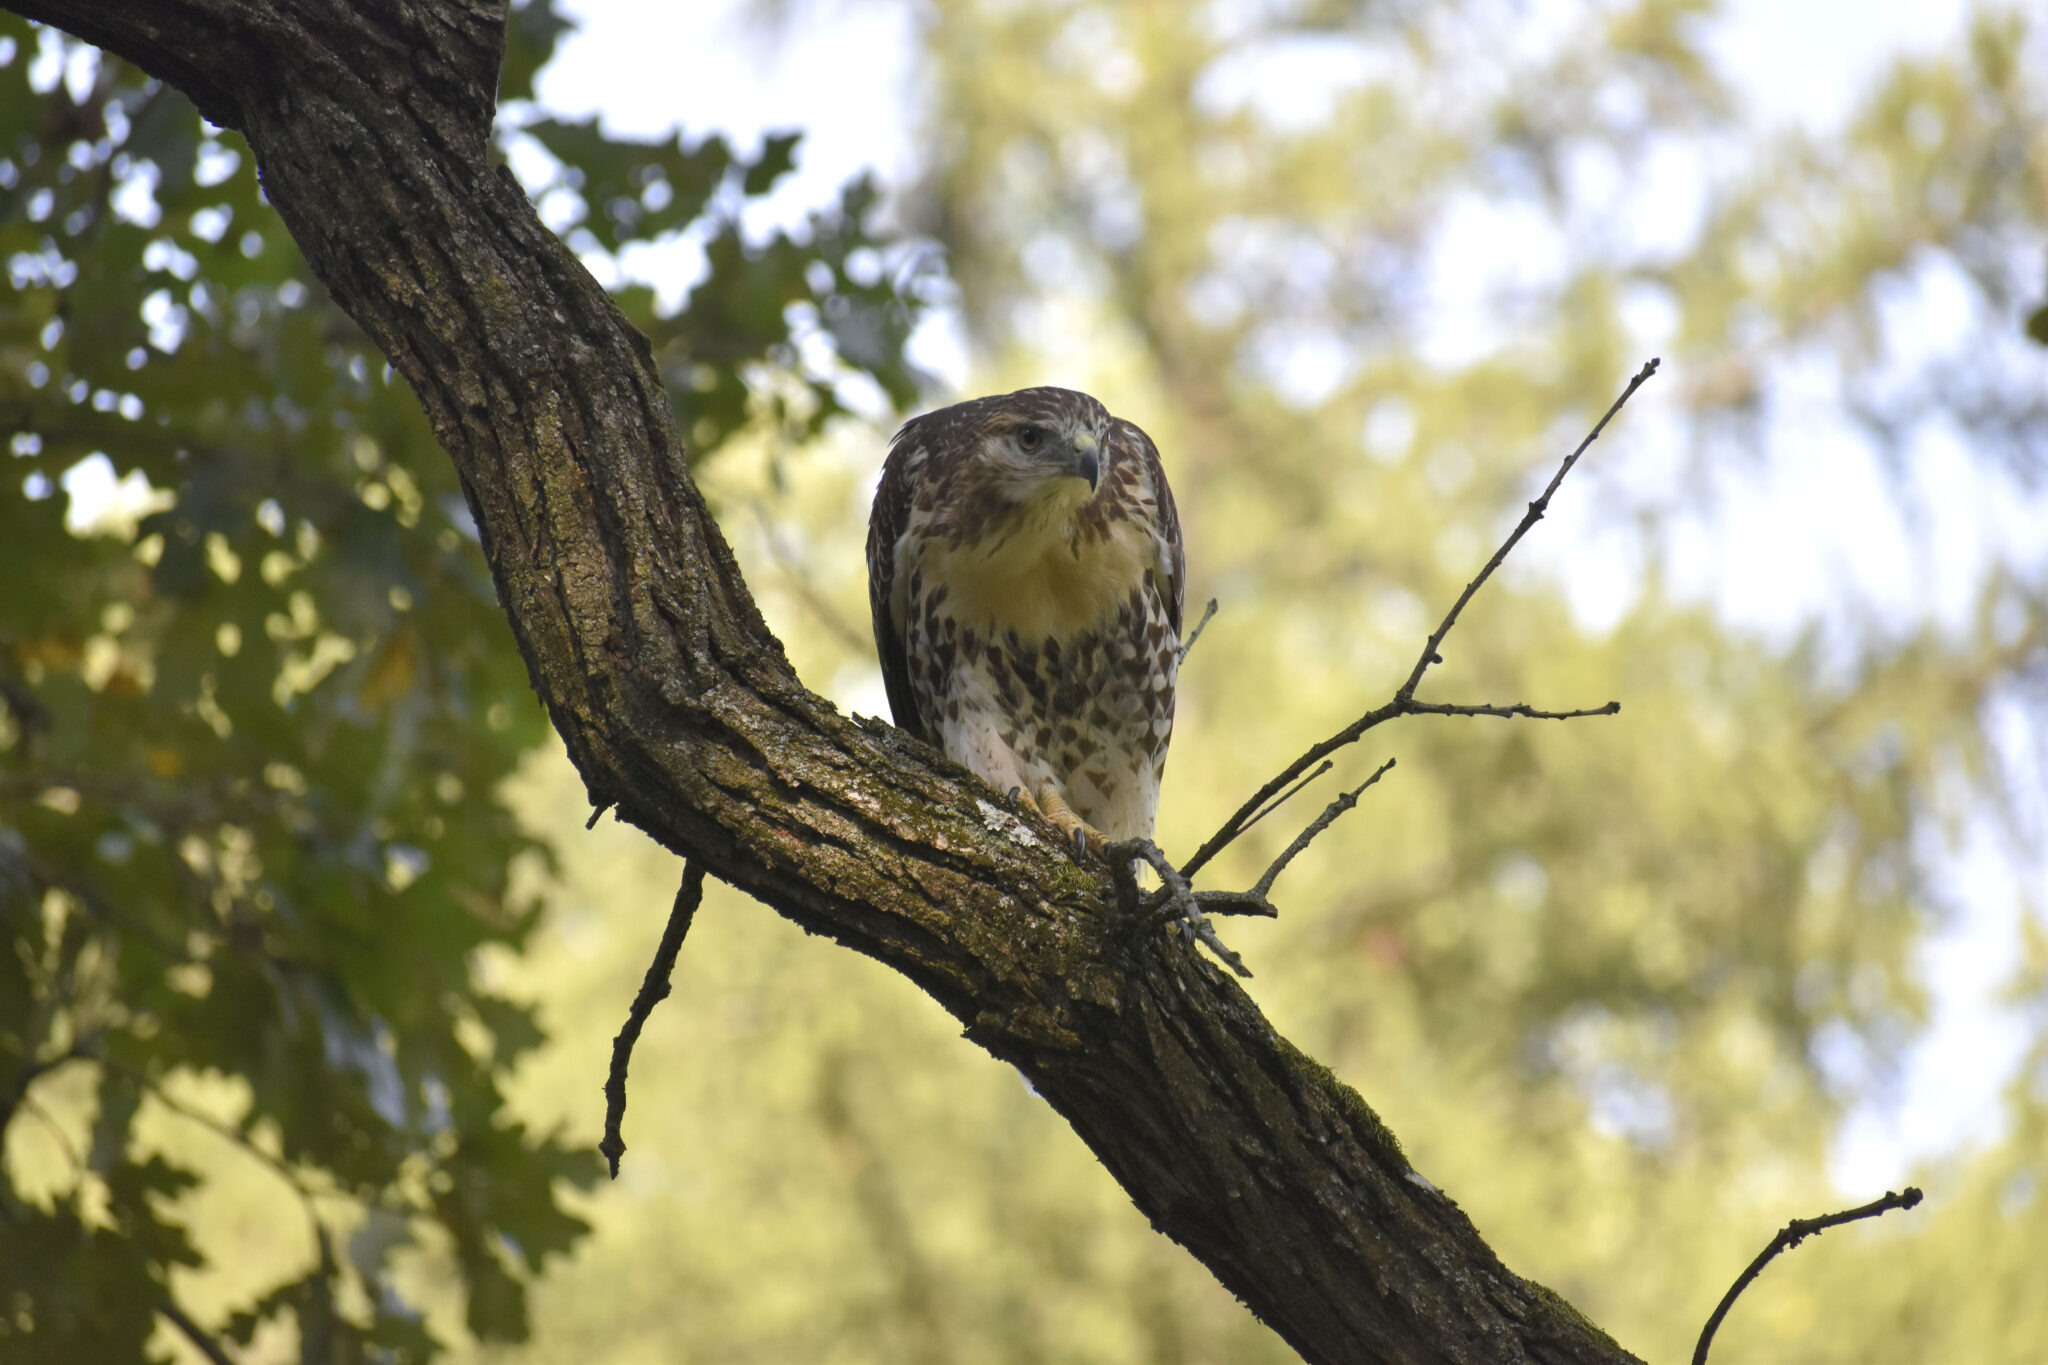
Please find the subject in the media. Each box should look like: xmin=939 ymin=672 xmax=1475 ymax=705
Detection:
xmin=9 ymin=3 xmax=1642 ymax=1361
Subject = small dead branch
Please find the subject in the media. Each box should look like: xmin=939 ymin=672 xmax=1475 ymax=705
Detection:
xmin=1406 ymin=700 xmax=1621 ymax=721
xmin=1178 ymin=597 xmax=1219 ymax=665
xmin=1693 ymin=1186 xmax=1924 ymax=1365
xmin=1179 ymin=358 xmax=1658 ymax=884
xmin=600 ymin=862 xmax=706 ymax=1178
xmin=1236 ymin=759 xmax=1335 ymax=840
xmin=1190 ymin=759 xmax=1397 ymax=920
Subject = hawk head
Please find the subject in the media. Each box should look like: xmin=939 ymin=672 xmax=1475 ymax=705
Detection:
xmin=965 ymin=391 xmax=1104 ymax=503
xmin=894 ymin=387 xmax=1115 ymax=541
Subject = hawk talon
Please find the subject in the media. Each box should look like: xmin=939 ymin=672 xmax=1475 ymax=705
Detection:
xmin=1029 ymin=780 xmax=1105 ymax=862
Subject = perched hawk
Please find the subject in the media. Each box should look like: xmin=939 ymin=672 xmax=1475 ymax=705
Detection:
xmin=867 ymin=387 xmax=1184 ymax=852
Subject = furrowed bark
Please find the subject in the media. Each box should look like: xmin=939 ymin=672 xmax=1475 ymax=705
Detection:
xmin=8 ymin=3 xmax=1639 ymax=1360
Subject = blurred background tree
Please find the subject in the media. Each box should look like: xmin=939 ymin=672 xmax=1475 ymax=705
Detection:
xmin=6 ymin=0 xmax=2045 ymax=1363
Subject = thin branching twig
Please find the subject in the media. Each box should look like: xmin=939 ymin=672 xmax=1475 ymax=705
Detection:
xmin=1692 ymin=1186 xmax=1924 ymax=1365
xmin=1192 ymin=760 xmax=1396 ymax=919
xmin=1235 ymin=760 xmax=1334 ymax=840
xmin=14 ymin=1096 xmax=85 ymax=1180
xmin=601 ymin=861 xmax=706 ymax=1177
xmin=0 ymin=1044 xmax=92 ymax=1138
xmin=1406 ymin=700 xmax=1620 ymax=721
xmin=1178 ymin=358 xmax=1657 ymax=882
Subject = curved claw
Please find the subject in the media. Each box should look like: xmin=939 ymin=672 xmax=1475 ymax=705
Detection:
xmin=1033 ymin=780 xmax=1105 ymax=862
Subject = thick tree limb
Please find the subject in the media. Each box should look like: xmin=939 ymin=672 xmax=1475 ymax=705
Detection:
xmin=9 ymin=2 xmax=1641 ymax=1360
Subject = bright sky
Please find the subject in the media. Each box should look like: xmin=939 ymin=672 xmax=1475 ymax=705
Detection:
xmin=527 ymin=0 xmax=2037 ymax=1194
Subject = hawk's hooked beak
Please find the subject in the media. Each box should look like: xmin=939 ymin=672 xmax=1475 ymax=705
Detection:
xmin=1066 ymin=433 xmax=1100 ymax=491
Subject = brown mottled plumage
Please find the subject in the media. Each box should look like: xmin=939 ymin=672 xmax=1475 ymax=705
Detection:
xmin=867 ymin=387 xmax=1184 ymax=846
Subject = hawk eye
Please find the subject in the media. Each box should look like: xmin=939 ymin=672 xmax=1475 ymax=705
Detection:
xmin=1017 ymin=426 xmax=1044 ymax=451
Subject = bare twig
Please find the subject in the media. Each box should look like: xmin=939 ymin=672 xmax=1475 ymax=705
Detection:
xmin=1236 ymin=760 xmax=1334 ymax=839
xmin=1692 ymin=1186 xmax=1924 ymax=1365
xmin=601 ymin=861 xmax=706 ymax=1178
xmin=1248 ymin=759 xmax=1396 ymax=902
xmin=114 ymin=1063 xmax=326 ymax=1224
xmin=1108 ymin=838 xmax=1251 ymax=977
xmin=1406 ymin=700 xmax=1621 ymax=721
xmin=1187 ymin=890 xmax=1282 ymax=919
xmin=1179 ymin=359 xmax=1657 ymax=882
xmin=107 ymin=1057 xmax=343 ymax=1337
xmin=1395 ymin=358 xmax=1660 ymax=703
xmin=160 ymin=1302 xmax=237 ymax=1365
xmin=1177 ymin=597 xmax=1219 ymax=665
xmin=1193 ymin=760 xmax=1396 ymax=918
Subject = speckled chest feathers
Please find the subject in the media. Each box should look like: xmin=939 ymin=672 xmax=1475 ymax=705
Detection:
xmin=866 ymin=386 xmax=1186 ymax=844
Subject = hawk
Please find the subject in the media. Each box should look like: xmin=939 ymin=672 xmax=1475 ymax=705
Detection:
xmin=867 ymin=387 xmax=1184 ymax=853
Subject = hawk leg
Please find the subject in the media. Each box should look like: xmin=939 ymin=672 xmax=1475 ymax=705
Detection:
xmin=1034 ymin=780 xmax=1104 ymax=860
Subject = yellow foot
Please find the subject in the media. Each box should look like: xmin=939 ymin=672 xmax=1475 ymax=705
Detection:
xmin=1034 ymin=781 xmax=1105 ymax=860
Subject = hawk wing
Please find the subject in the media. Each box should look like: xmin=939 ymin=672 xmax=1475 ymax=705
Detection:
xmin=1122 ymin=418 xmax=1185 ymax=639
xmin=866 ymin=419 xmax=932 ymax=744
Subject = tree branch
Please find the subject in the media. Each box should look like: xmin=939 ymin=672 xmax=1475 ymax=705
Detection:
xmin=1692 ymin=1187 xmax=1924 ymax=1365
xmin=160 ymin=1302 xmax=237 ymax=1365
xmin=6 ymin=3 xmax=1644 ymax=1359
xmin=1179 ymin=361 xmax=1654 ymax=882
xmin=601 ymin=862 xmax=706 ymax=1178
xmin=1190 ymin=759 xmax=1397 ymax=920
xmin=1177 ymin=596 xmax=1219 ymax=664
xmin=1396 ymin=360 xmax=1658 ymax=702
xmin=1405 ymin=700 xmax=1622 ymax=722
xmin=0 ymin=1046 xmax=91 ymax=1140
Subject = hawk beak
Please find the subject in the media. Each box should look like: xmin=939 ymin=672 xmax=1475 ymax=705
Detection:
xmin=1069 ymin=434 xmax=1100 ymax=491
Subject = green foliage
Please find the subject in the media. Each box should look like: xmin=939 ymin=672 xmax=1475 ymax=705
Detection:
xmin=511 ymin=117 xmax=925 ymax=455
xmin=0 ymin=6 xmax=924 ymax=1360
